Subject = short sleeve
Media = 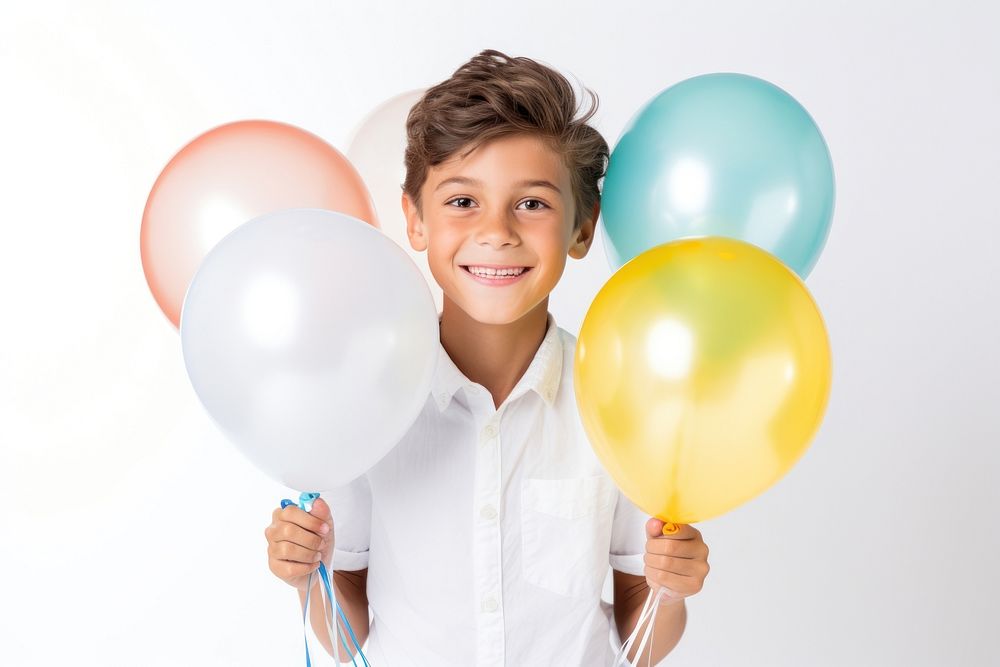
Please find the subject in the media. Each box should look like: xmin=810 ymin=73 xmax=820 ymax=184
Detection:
xmin=609 ymin=487 xmax=648 ymax=576
xmin=323 ymin=473 xmax=372 ymax=571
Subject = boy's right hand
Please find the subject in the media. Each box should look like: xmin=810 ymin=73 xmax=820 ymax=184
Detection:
xmin=265 ymin=497 xmax=334 ymax=592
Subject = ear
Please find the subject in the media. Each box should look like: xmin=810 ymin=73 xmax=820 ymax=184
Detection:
xmin=568 ymin=199 xmax=599 ymax=260
xmin=401 ymin=191 xmax=428 ymax=252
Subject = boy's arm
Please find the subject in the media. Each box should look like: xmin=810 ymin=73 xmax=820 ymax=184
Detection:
xmin=613 ymin=569 xmax=687 ymax=665
xmin=298 ymin=568 xmax=370 ymax=661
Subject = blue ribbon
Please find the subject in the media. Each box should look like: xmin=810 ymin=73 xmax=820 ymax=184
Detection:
xmin=282 ymin=492 xmax=370 ymax=666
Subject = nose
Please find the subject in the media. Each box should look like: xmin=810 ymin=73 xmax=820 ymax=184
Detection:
xmin=475 ymin=209 xmax=520 ymax=249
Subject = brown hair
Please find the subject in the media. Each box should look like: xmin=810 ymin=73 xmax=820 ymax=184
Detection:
xmin=403 ymin=49 xmax=608 ymax=230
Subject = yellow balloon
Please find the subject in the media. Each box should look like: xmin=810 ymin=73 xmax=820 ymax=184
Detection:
xmin=574 ymin=237 xmax=831 ymax=525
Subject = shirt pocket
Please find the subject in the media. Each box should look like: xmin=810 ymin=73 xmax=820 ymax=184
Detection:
xmin=520 ymin=475 xmax=617 ymax=598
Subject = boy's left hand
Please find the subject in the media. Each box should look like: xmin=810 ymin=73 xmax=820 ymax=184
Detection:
xmin=643 ymin=518 xmax=710 ymax=603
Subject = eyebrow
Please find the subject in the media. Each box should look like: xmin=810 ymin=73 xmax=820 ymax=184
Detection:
xmin=433 ymin=176 xmax=562 ymax=195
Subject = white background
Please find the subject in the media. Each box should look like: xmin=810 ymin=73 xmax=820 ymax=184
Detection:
xmin=1 ymin=1 xmax=998 ymax=665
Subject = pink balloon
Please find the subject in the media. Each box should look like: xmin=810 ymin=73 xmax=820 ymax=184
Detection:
xmin=141 ymin=119 xmax=378 ymax=328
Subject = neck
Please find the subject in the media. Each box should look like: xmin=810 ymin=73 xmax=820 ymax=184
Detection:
xmin=439 ymin=296 xmax=550 ymax=410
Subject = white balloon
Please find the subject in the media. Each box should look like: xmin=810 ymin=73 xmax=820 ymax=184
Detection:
xmin=180 ymin=208 xmax=438 ymax=491
xmin=346 ymin=89 xmax=443 ymax=314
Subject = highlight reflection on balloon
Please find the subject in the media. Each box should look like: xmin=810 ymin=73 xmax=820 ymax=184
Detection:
xmin=574 ymin=237 xmax=832 ymax=524
xmin=601 ymin=73 xmax=835 ymax=278
xmin=141 ymin=119 xmax=378 ymax=328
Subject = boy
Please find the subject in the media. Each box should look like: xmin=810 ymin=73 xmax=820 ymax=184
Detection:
xmin=264 ymin=49 xmax=710 ymax=665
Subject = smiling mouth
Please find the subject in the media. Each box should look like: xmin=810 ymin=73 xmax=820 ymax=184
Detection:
xmin=459 ymin=265 xmax=533 ymax=285
xmin=461 ymin=265 xmax=532 ymax=278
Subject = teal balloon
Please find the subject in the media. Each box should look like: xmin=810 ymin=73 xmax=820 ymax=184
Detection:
xmin=601 ymin=73 xmax=835 ymax=278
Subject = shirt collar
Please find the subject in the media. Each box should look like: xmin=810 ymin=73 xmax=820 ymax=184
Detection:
xmin=432 ymin=312 xmax=563 ymax=412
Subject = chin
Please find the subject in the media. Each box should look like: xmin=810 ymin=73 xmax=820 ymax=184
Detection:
xmin=469 ymin=308 xmax=522 ymax=326
xmin=455 ymin=299 xmax=529 ymax=326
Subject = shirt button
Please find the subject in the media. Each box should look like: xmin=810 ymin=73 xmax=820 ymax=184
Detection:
xmin=482 ymin=596 xmax=499 ymax=613
xmin=483 ymin=423 xmax=498 ymax=438
xmin=480 ymin=504 xmax=497 ymax=520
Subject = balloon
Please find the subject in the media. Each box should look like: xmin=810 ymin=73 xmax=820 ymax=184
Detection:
xmin=601 ymin=73 xmax=835 ymax=278
xmin=142 ymin=119 xmax=378 ymax=328
xmin=574 ymin=237 xmax=831 ymax=524
xmin=346 ymin=89 xmax=444 ymax=313
xmin=180 ymin=208 xmax=438 ymax=491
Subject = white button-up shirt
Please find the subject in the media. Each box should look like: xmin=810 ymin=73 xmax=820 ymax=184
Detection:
xmin=325 ymin=312 xmax=649 ymax=666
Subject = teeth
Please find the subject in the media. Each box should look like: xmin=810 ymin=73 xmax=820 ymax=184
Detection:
xmin=467 ymin=266 xmax=526 ymax=277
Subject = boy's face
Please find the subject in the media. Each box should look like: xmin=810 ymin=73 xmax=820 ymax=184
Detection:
xmin=402 ymin=133 xmax=596 ymax=325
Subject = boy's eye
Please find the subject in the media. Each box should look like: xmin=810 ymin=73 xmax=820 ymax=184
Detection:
xmin=446 ymin=197 xmax=476 ymax=208
xmin=517 ymin=199 xmax=549 ymax=211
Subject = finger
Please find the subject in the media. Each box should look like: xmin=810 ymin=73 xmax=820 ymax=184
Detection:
xmin=273 ymin=522 xmax=328 ymax=551
xmin=271 ymin=558 xmax=322 ymax=581
xmin=645 ymin=569 xmax=704 ymax=596
xmin=309 ymin=498 xmax=332 ymax=524
xmin=269 ymin=540 xmax=324 ymax=564
xmin=645 ymin=517 xmax=666 ymax=539
xmin=279 ymin=504 xmax=331 ymax=536
xmin=646 ymin=537 xmax=708 ymax=559
xmin=644 ymin=552 xmax=710 ymax=578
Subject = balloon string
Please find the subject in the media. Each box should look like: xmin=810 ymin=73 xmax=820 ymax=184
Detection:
xmin=301 ymin=568 xmax=313 ymax=667
xmin=613 ymin=587 xmax=657 ymax=665
xmin=317 ymin=563 xmax=355 ymax=665
xmin=285 ymin=494 xmax=357 ymax=666
xmin=293 ymin=493 xmax=364 ymax=666
xmin=631 ymin=587 xmax=668 ymax=665
xmin=283 ymin=492 xmax=370 ymax=667
xmin=318 ymin=561 xmax=368 ymax=666
xmin=327 ymin=580 xmax=345 ymax=667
